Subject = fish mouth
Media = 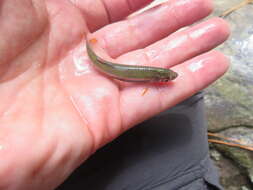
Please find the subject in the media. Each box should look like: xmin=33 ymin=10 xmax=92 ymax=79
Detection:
xmin=171 ymin=71 xmax=178 ymax=80
xmin=159 ymin=73 xmax=178 ymax=82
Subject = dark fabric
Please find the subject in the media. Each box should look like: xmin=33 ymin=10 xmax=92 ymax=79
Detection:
xmin=57 ymin=92 xmax=223 ymax=190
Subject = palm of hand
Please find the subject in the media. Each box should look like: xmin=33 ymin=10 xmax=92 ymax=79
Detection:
xmin=0 ymin=0 xmax=229 ymax=189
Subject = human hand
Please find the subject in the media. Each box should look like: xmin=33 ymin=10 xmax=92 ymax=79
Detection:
xmin=0 ymin=0 xmax=229 ymax=189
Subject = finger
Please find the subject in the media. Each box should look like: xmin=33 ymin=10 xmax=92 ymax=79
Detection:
xmin=120 ymin=50 xmax=229 ymax=129
xmin=117 ymin=18 xmax=230 ymax=69
xmin=93 ymin=0 xmax=213 ymax=57
xmin=71 ymin=0 xmax=154 ymax=31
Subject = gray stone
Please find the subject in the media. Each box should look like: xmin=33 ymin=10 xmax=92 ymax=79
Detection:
xmin=211 ymin=146 xmax=251 ymax=190
xmin=206 ymin=1 xmax=253 ymax=189
xmin=206 ymin=0 xmax=253 ymax=131
xmin=215 ymin=126 xmax=253 ymax=181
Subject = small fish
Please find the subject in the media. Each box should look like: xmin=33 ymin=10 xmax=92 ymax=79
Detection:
xmin=86 ymin=39 xmax=178 ymax=82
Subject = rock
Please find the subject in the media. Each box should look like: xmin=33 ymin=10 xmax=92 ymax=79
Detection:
xmin=210 ymin=146 xmax=251 ymax=190
xmin=209 ymin=126 xmax=253 ymax=187
xmin=206 ymin=1 xmax=253 ymax=189
xmin=210 ymin=148 xmax=222 ymax=161
xmin=242 ymin=186 xmax=251 ymax=190
xmin=206 ymin=1 xmax=253 ymax=131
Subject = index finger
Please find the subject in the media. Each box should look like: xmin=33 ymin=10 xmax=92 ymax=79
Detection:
xmin=92 ymin=0 xmax=213 ymax=57
xmin=72 ymin=0 xmax=154 ymax=31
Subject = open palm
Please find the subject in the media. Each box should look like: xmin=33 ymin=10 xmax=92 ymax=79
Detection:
xmin=0 ymin=0 xmax=229 ymax=189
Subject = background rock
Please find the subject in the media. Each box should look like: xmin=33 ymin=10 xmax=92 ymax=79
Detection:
xmin=206 ymin=0 xmax=253 ymax=132
xmin=206 ymin=1 xmax=253 ymax=189
xmin=147 ymin=1 xmax=253 ymax=189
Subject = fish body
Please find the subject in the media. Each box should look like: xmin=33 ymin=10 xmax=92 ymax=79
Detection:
xmin=86 ymin=41 xmax=178 ymax=82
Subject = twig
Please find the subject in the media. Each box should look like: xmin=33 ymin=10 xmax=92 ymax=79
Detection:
xmin=208 ymin=132 xmax=247 ymax=145
xmin=141 ymin=87 xmax=149 ymax=96
xmin=220 ymin=0 xmax=253 ymax=17
xmin=208 ymin=139 xmax=253 ymax=151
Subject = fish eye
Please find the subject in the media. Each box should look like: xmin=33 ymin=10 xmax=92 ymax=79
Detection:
xmin=163 ymin=79 xmax=169 ymax=82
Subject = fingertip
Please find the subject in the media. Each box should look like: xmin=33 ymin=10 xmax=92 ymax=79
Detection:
xmin=201 ymin=0 xmax=214 ymax=16
xmin=172 ymin=50 xmax=230 ymax=90
xmin=212 ymin=17 xmax=231 ymax=41
xmin=184 ymin=0 xmax=214 ymax=20
xmin=198 ymin=50 xmax=230 ymax=82
xmin=211 ymin=50 xmax=230 ymax=75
